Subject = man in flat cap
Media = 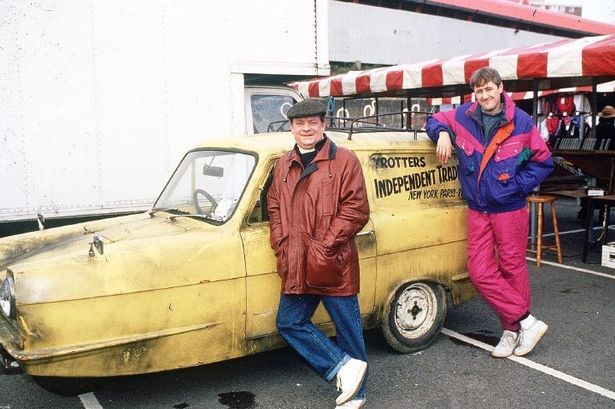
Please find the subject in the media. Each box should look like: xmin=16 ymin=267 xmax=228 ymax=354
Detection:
xmin=268 ymin=98 xmax=370 ymax=408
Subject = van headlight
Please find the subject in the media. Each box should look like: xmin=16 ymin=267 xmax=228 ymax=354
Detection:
xmin=0 ymin=273 xmax=16 ymax=319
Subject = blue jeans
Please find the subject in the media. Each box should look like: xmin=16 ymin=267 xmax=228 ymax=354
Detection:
xmin=276 ymin=294 xmax=367 ymax=399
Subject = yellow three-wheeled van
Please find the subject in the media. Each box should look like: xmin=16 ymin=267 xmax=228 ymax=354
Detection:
xmin=0 ymin=129 xmax=475 ymax=394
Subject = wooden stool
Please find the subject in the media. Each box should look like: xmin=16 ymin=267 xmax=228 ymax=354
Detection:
xmin=527 ymin=195 xmax=563 ymax=266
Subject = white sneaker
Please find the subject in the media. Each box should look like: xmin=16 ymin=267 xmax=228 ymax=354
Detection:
xmin=491 ymin=330 xmax=519 ymax=358
xmin=336 ymin=398 xmax=366 ymax=408
xmin=335 ymin=358 xmax=367 ymax=405
xmin=514 ymin=320 xmax=548 ymax=356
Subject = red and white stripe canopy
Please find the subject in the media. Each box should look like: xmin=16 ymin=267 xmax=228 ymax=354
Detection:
xmin=291 ymin=34 xmax=615 ymax=99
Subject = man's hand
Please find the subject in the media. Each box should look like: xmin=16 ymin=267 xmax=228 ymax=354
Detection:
xmin=436 ymin=131 xmax=452 ymax=164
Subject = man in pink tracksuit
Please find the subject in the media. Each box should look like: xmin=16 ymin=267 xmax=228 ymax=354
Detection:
xmin=426 ymin=67 xmax=553 ymax=358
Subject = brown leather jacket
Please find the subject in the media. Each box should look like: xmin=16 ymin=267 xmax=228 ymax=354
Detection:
xmin=267 ymin=136 xmax=370 ymax=296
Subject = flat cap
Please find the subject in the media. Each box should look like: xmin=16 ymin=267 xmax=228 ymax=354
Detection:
xmin=286 ymin=98 xmax=327 ymax=120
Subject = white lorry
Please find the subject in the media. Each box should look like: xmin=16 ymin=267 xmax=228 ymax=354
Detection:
xmin=0 ymin=0 xmax=329 ymax=232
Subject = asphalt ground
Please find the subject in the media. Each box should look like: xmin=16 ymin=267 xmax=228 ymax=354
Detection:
xmin=0 ymin=197 xmax=614 ymax=409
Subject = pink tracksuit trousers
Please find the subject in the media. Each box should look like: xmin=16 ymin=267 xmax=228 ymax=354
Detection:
xmin=466 ymin=207 xmax=531 ymax=332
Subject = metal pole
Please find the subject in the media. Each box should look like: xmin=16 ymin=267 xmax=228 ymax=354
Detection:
xmin=407 ymin=95 xmax=412 ymax=129
xmin=591 ymin=77 xmax=598 ymax=138
xmin=530 ymin=79 xmax=539 ymax=247
xmin=375 ymin=96 xmax=379 ymax=125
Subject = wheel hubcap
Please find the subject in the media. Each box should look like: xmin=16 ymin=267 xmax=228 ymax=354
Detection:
xmin=394 ymin=283 xmax=438 ymax=339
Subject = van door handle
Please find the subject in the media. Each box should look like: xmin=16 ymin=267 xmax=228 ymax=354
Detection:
xmin=356 ymin=229 xmax=374 ymax=237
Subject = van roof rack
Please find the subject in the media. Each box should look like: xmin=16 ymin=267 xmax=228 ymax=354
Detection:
xmin=326 ymin=111 xmax=431 ymax=140
xmin=266 ymin=110 xmax=432 ymax=140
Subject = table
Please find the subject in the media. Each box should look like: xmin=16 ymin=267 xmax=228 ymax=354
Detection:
xmin=550 ymin=150 xmax=615 ymax=262
xmin=552 ymin=150 xmax=615 ymax=190
xmin=538 ymin=187 xmax=615 ymax=262
xmin=582 ymin=194 xmax=615 ymax=262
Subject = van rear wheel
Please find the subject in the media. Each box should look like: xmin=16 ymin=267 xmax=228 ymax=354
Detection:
xmin=32 ymin=376 xmax=96 ymax=396
xmin=382 ymin=281 xmax=447 ymax=354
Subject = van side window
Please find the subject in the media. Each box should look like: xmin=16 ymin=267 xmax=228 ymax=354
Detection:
xmin=251 ymin=95 xmax=295 ymax=133
xmin=247 ymin=171 xmax=273 ymax=223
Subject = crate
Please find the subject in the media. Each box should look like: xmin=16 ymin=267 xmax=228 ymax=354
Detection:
xmin=601 ymin=243 xmax=615 ymax=268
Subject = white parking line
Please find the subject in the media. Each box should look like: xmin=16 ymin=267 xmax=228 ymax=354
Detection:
xmin=441 ymin=328 xmax=615 ymax=401
xmin=525 ymin=257 xmax=615 ymax=280
xmin=538 ymin=225 xmax=614 ymax=238
xmin=79 ymin=392 xmax=104 ymax=409
xmin=540 ymin=228 xmax=585 ymax=237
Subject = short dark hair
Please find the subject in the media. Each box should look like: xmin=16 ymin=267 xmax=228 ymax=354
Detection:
xmin=470 ymin=67 xmax=502 ymax=89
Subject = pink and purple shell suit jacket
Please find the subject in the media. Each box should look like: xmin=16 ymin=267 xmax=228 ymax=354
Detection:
xmin=426 ymin=93 xmax=553 ymax=214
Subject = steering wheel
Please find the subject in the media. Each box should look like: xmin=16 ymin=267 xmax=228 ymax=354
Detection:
xmin=267 ymin=121 xmax=289 ymax=133
xmin=193 ymin=189 xmax=218 ymax=215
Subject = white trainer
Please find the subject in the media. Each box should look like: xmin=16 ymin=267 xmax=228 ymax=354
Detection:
xmin=514 ymin=319 xmax=548 ymax=356
xmin=491 ymin=330 xmax=519 ymax=358
xmin=336 ymin=398 xmax=366 ymax=408
xmin=335 ymin=358 xmax=368 ymax=405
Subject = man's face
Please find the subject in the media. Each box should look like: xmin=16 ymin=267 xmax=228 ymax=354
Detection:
xmin=290 ymin=116 xmax=325 ymax=149
xmin=473 ymin=81 xmax=503 ymax=115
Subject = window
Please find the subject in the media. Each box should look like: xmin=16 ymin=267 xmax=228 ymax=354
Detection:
xmin=247 ymin=172 xmax=273 ymax=224
xmin=154 ymin=150 xmax=256 ymax=223
xmin=251 ymin=95 xmax=295 ymax=133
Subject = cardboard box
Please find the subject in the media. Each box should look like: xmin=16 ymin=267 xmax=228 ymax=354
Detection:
xmin=587 ymin=188 xmax=605 ymax=197
xmin=601 ymin=243 xmax=615 ymax=268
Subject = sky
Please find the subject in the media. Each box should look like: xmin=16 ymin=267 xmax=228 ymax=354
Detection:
xmin=548 ymin=0 xmax=615 ymax=25
xmin=583 ymin=1 xmax=615 ymax=25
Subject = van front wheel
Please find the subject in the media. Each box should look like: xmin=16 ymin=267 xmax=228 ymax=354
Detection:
xmin=382 ymin=281 xmax=447 ymax=354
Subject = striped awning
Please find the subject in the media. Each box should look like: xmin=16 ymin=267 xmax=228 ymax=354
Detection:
xmin=291 ymin=34 xmax=615 ymax=99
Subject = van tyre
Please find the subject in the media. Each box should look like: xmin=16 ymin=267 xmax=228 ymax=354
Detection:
xmin=382 ymin=281 xmax=447 ymax=353
xmin=32 ymin=376 xmax=97 ymax=396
